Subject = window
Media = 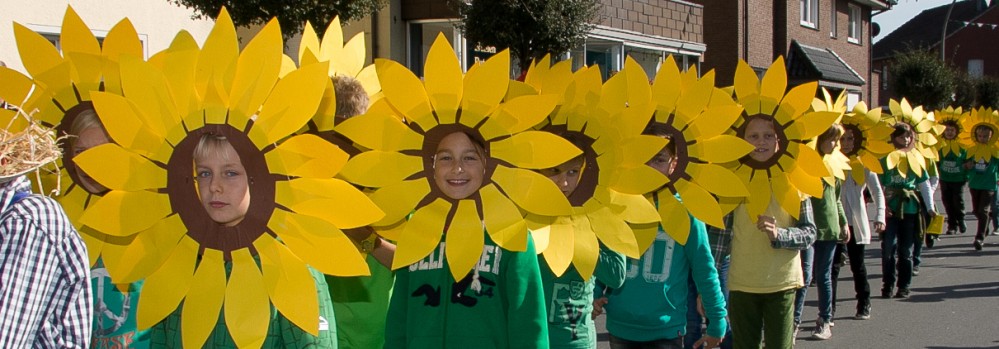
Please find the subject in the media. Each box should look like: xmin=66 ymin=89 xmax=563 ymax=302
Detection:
xmin=408 ymin=21 xmax=462 ymax=77
xmin=969 ymin=59 xmax=985 ymax=78
xmin=801 ymin=0 xmax=819 ymax=28
xmin=830 ymin=0 xmax=838 ymax=38
xmin=848 ymin=4 xmax=862 ymax=44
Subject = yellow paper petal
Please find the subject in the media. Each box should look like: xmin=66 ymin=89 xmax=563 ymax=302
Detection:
xmin=181 ymin=249 xmax=226 ymax=349
xmin=480 ymin=94 xmax=559 ymax=138
xmin=0 ymin=68 xmax=32 ymax=108
xmin=250 ymin=62 xmax=330 ymax=146
xmin=337 ymin=32 xmax=366 ymax=77
xmin=336 ymin=111 xmax=423 ymax=151
xmin=481 ymin=184 xmax=529 ymax=251
xmin=746 ymin=170 xmax=772 ymax=219
xmin=392 ymin=199 xmax=450 ymax=270
xmin=74 ymin=144 xmax=166 ymax=191
xmin=631 ymin=223 xmax=659 ymax=256
xmin=445 ymin=200 xmax=485 ymax=280
xmin=110 ymin=214 xmax=187 ymax=284
xmin=461 ymin=50 xmax=509 ymax=124
xmin=266 ymin=133 xmax=349 ymax=178
xmin=572 ymin=216 xmax=600 ymax=280
xmin=269 ymin=209 xmax=369 ymax=276
xmin=254 ymin=235 xmax=319 ymax=335
xmin=794 ymin=145 xmax=831 ymax=178
xmin=338 ymin=151 xmax=422 ymax=188
xmin=586 ymin=203 xmax=640 ymax=258
xmin=137 ymin=236 xmax=198 ymax=330
xmin=542 ymin=216 xmax=575 ymax=277
xmin=90 ymin=92 xmax=172 ymax=163
xmin=196 ymin=8 xmax=238 ymax=96
xmin=607 ymin=165 xmax=668 ymax=195
xmin=375 ymin=59 xmax=436 ymax=132
xmin=424 ymin=35 xmax=463 ymax=124
xmin=13 ymin=23 xmax=62 ymax=77
xmin=283 ymin=182 xmax=385 ymax=229
xmin=369 ymin=179 xmax=432 ymax=226
xmin=492 ymin=165 xmax=572 ymax=216
xmin=490 ymin=131 xmax=582 ymax=169
xmin=675 ymin=180 xmax=726 ymax=229
xmin=688 ymin=136 xmax=754 ymax=164
xmin=225 ymin=249 xmax=270 ymax=349
xmin=771 ymin=171 xmax=802 ymax=219
xmin=687 ymin=163 xmax=749 ymax=198
xmin=658 ymin=193 xmax=690 ymax=245
xmin=607 ymin=190 xmax=660 ymax=224
xmin=80 ymin=190 xmax=172 ymax=237
xmin=787 ymin=164 xmax=824 ymax=198
xmin=230 ymin=20 xmax=282 ymax=126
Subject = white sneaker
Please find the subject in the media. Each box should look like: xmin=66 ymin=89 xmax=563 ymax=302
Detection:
xmin=792 ymin=323 xmax=800 ymax=345
xmin=811 ymin=318 xmax=832 ymax=340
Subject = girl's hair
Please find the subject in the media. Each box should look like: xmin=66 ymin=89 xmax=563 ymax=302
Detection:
xmin=194 ymin=134 xmax=239 ymax=163
xmin=332 ymin=75 xmax=370 ymax=118
xmin=68 ymin=108 xmax=108 ymax=148
xmin=891 ymin=122 xmax=913 ymax=139
xmin=643 ymin=123 xmax=676 ymax=157
xmin=817 ymin=123 xmax=845 ymax=145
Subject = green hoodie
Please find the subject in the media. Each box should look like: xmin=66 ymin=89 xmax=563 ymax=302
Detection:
xmin=385 ymin=233 xmax=548 ymax=349
xmin=938 ymin=148 xmax=968 ymax=183
xmin=541 ymin=245 xmax=625 ymax=349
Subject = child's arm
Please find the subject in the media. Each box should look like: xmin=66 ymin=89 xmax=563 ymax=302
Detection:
xmin=770 ymin=199 xmax=816 ymax=250
xmin=592 ymin=244 xmax=626 ymax=289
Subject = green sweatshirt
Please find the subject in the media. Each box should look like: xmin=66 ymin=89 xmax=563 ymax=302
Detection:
xmin=328 ymin=254 xmax=394 ymax=349
xmin=150 ymin=264 xmax=337 ymax=348
xmin=938 ymin=148 xmax=968 ymax=183
xmin=541 ymin=245 xmax=625 ymax=349
xmin=809 ymin=181 xmax=848 ymax=241
xmin=880 ymin=158 xmax=928 ymax=215
xmin=968 ymin=157 xmax=999 ymax=191
xmin=385 ymin=233 xmax=549 ymax=349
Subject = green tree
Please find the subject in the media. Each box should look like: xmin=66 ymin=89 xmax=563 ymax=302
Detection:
xmin=450 ymin=0 xmax=600 ymax=72
xmin=953 ymin=72 xmax=976 ymax=109
xmin=977 ymin=77 xmax=999 ymax=110
xmin=169 ymin=0 xmax=386 ymax=39
xmin=889 ymin=49 xmax=955 ymax=110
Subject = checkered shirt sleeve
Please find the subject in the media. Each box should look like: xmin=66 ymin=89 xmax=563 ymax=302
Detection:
xmin=0 ymin=183 xmax=92 ymax=348
xmin=706 ymin=199 xmax=817 ymax=268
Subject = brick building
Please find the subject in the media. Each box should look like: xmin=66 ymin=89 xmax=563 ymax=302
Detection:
xmin=691 ymin=0 xmax=892 ymax=108
xmin=873 ymin=0 xmax=999 ymax=106
xmin=398 ymin=0 xmax=706 ymax=79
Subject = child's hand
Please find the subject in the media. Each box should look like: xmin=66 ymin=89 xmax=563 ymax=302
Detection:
xmin=592 ymin=297 xmax=609 ymax=320
xmin=840 ymin=225 xmax=851 ymax=242
xmin=757 ymin=215 xmax=779 ymax=241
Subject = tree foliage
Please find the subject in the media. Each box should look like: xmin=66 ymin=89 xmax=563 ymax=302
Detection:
xmin=450 ymin=0 xmax=600 ymax=72
xmin=977 ymin=77 xmax=999 ymax=110
xmin=889 ymin=49 xmax=955 ymax=110
xmin=170 ymin=0 xmax=386 ymax=39
xmin=953 ymin=72 xmax=976 ymax=109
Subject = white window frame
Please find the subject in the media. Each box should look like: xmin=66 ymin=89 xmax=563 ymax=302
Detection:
xmin=969 ymin=59 xmax=985 ymax=79
xmin=830 ymin=0 xmax=838 ymax=38
xmin=801 ymin=0 xmax=819 ymax=28
xmin=848 ymin=4 xmax=862 ymax=44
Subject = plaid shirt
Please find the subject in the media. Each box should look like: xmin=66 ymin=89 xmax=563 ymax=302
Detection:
xmin=707 ymin=199 xmax=816 ymax=271
xmin=0 ymin=177 xmax=92 ymax=348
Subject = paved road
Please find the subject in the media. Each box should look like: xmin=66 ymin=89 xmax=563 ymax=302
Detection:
xmin=594 ymin=191 xmax=999 ymax=348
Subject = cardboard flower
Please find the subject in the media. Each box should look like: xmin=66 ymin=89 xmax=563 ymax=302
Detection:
xmin=883 ymin=98 xmax=940 ymax=177
xmin=841 ymin=101 xmax=894 ymax=184
xmin=807 ymin=88 xmax=852 ymax=185
xmin=959 ymin=107 xmax=999 ymax=161
xmin=519 ymin=56 xmax=660 ymax=279
xmin=727 ymin=57 xmax=839 ymax=219
xmin=0 ymin=7 xmax=144 ymax=269
xmin=336 ymin=34 xmax=579 ymax=279
xmin=934 ymin=106 xmax=966 ymax=157
xmin=75 ymin=11 xmax=384 ymax=348
xmin=635 ymin=56 xmax=750 ymax=248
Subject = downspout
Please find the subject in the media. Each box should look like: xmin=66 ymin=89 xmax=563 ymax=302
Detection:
xmin=743 ymin=0 xmax=749 ymax=60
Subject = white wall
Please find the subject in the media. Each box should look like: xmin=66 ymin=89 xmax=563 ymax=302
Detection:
xmin=0 ymin=0 xmax=215 ymax=73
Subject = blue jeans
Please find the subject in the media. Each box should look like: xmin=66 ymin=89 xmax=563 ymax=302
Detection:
xmin=882 ymin=214 xmax=918 ymax=291
xmin=792 ymin=246 xmax=813 ymax=325
xmin=812 ymin=241 xmax=837 ymax=322
xmin=684 ymin=258 xmax=732 ymax=349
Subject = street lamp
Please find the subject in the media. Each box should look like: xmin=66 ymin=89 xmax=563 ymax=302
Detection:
xmin=941 ymin=0 xmax=957 ymax=61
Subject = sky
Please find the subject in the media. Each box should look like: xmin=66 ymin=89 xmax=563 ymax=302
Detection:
xmin=874 ymin=0 xmax=989 ymax=42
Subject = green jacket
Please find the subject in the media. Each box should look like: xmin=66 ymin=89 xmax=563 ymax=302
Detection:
xmin=968 ymin=157 xmax=999 ymax=191
xmin=541 ymin=245 xmax=625 ymax=349
xmin=385 ymin=233 xmax=549 ymax=349
xmin=150 ymin=264 xmax=337 ymax=348
xmin=328 ymin=254 xmax=394 ymax=349
xmin=938 ymin=148 xmax=968 ymax=183
xmin=809 ymin=181 xmax=848 ymax=241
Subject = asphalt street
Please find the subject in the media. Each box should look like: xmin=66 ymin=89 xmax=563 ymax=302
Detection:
xmin=594 ymin=189 xmax=999 ymax=348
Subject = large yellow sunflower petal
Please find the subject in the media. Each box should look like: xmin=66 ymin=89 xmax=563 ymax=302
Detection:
xmin=424 ymin=34 xmax=463 ymax=124
xmin=479 ymin=95 xmax=560 ymax=140
xmin=110 ymin=214 xmax=187 ymax=284
xmin=675 ymin=179 xmax=726 ymax=229
xmin=541 ymin=216 xmax=575 ymax=277
xmin=229 ymin=19 xmax=282 ymax=129
xmin=250 ymin=62 xmax=330 ymax=146
xmin=269 ymin=210 xmax=369 ymax=276
xmin=688 ymin=135 xmax=754 ymax=164
xmin=369 ymin=179 xmax=432 ymax=226
xmin=391 ymin=199 xmax=450 ymax=270
xmin=266 ymin=134 xmax=349 ymax=178
xmin=734 ymin=61 xmax=761 ymax=114
xmin=297 ymin=21 xmax=321 ymax=65
xmin=337 ymin=32 xmax=367 ymax=77
xmin=58 ymin=184 xmax=88 ymax=224
xmin=759 ymin=57 xmax=787 ymax=114
xmin=336 ymin=111 xmax=422 ymax=151
xmin=337 ymin=151 xmax=423 ymax=187
xmin=118 ymin=55 xmax=185 ymax=143
xmin=225 ymin=249 xmax=270 ymax=349
xmin=490 ymin=131 xmax=582 ymax=169
xmin=318 ymin=16 xmax=344 ymax=64
xmin=181 ymin=249 xmax=226 ymax=349
xmin=771 ymin=170 xmax=802 ymax=219
xmin=631 ymin=223 xmax=659 ymax=256
xmin=585 ymin=201 xmax=640 ymax=258
xmin=686 ymin=162 xmax=749 ymax=197
xmin=606 ymin=190 xmax=660 ymax=225
xmin=79 ymin=228 xmax=102 ymax=267
xmin=787 ymin=164 xmax=824 ymax=198
xmin=90 ymin=92 xmax=171 ymax=163
xmin=445 ymin=200 xmax=485 ymax=280
xmin=571 ymin=216 xmax=600 ymax=281
xmin=137 ymin=236 xmax=198 ymax=330
xmin=195 ymin=8 xmax=238 ymax=97
xmin=675 ymin=74 xmax=716 ymax=124
xmin=492 ymin=165 xmax=572 ymax=216
xmin=606 ymin=165 xmax=667 ymax=195
xmin=481 ymin=184 xmax=529 ymax=251
xmin=774 ymin=82 xmax=817 ymax=124
xmin=652 ymin=56 xmax=682 ymax=114
xmin=746 ymin=170 xmax=773 ymax=219
xmin=375 ymin=59 xmax=436 ymax=132
xmin=460 ymin=50 xmax=510 ymax=126
xmin=13 ymin=23 xmax=62 ymax=77
xmin=79 ymin=190 xmax=172 ymax=237
xmin=793 ymin=144 xmax=831 ymax=178
xmin=787 ymin=111 xmax=841 ymax=140
xmin=100 ymin=18 xmax=144 ymax=95
xmin=74 ymin=143 xmax=165 ymax=191
xmin=658 ymin=192 xmax=691 ymax=245
xmin=0 ymin=67 xmax=32 ymax=109
xmin=284 ymin=185 xmax=385 ymax=229
xmin=254 ymin=235 xmax=319 ymax=335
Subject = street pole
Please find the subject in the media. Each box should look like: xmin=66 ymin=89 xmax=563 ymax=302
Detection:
xmin=942 ymin=0 xmax=957 ymax=61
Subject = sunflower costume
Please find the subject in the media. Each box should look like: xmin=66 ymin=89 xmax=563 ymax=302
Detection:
xmin=881 ymin=98 xmax=940 ymax=178
xmin=959 ymin=107 xmax=999 ymax=245
xmin=933 ymin=107 xmax=970 ymax=234
xmin=73 ymin=10 xmax=385 ymax=348
xmin=842 ymin=101 xmax=894 ymax=184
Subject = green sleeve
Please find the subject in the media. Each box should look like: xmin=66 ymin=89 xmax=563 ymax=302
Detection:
xmin=686 ymin=218 xmax=728 ymax=338
xmin=505 ymin=238 xmax=550 ymax=349
xmin=384 ymin=267 xmax=410 ymax=348
xmin=836 ymin=183 xmax=848 ymax=228
xmin=592 ymin=244 xmax=626 ymax=289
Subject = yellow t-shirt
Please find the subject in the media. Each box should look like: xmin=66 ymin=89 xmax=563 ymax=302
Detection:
xmin=728 ymin=199 xmax=803 ymax=294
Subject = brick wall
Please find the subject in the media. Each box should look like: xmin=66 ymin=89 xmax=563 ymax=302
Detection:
xmin=598 ymin=0 xmax=703 ymax=43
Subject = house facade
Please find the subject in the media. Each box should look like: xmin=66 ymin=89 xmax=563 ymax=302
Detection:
xmin=691 ymin=0 xmax=891 ymax=108
xmin=873 ymin=0 xmax=999 ymax=106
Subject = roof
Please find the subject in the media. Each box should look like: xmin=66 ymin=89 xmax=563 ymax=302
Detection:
xmin=788 ymin=41 xmax=866 ymax=87
xmin=873 ymin=0 xmax=991 ymax=59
